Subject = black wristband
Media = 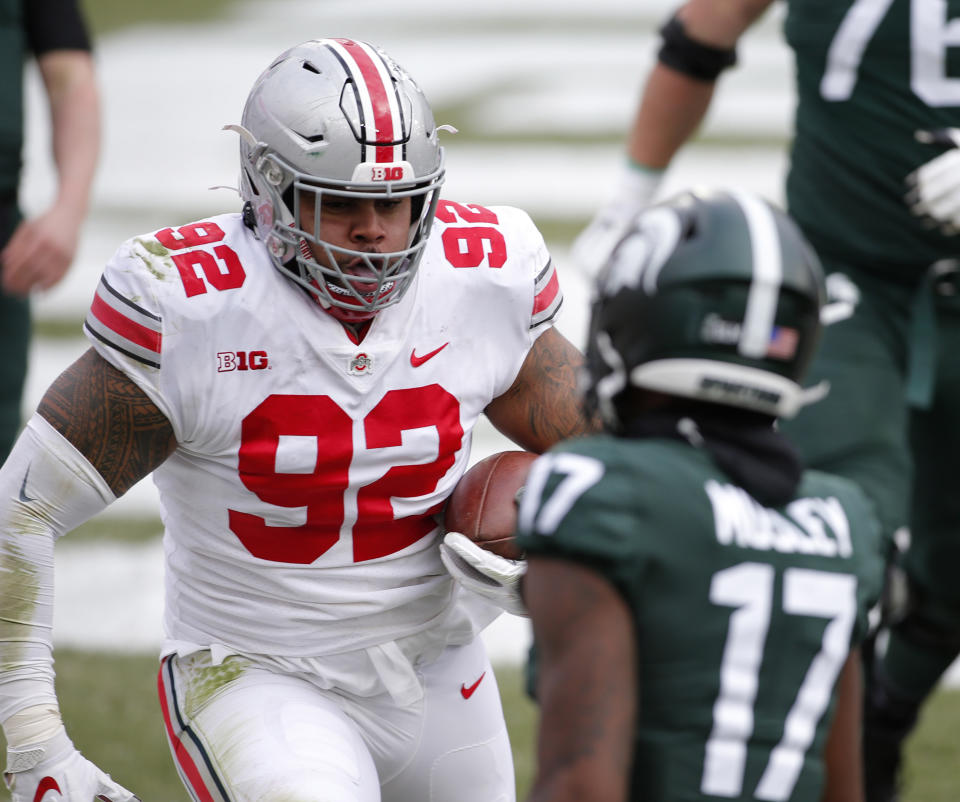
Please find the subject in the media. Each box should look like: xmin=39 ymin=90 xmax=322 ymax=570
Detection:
xmin=658 ymin=14 xmax=737 ymax=82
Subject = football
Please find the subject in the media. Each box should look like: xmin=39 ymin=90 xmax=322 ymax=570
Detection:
xmin=443 ymin=450 xmax=538 ymax=561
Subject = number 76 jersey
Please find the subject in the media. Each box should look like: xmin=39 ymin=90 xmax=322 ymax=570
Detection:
xmin=83 ymin=200 xmax=562 ymax=658
xmin=516 ymin=435 xmax=885 ymax=801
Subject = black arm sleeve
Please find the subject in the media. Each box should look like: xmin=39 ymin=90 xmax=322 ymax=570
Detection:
xmin=24 ymin=0 xmax=92 ymax=56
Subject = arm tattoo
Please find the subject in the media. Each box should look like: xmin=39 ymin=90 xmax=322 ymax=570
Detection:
xmin=522 ymin=329 xmax=601 ymax=444
xmin=487 ymin=327 xmax=602 ymax=452
xmin=37 ymin=349 xmax=176 ymax=496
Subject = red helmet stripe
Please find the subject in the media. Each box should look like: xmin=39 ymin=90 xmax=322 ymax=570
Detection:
xmin=332 ymin=39 xmax=400 ymax=163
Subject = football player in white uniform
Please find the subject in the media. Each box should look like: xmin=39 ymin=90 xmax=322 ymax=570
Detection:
xmin=0 ymin=39 xmax=595 ymax=802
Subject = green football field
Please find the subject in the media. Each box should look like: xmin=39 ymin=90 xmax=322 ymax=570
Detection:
xmin=1 ymin=651 xmax=954 ymax=801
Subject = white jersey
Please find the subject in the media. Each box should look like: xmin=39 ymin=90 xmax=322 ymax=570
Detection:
xmin=83 ymin=200 xmax=561 ymax=661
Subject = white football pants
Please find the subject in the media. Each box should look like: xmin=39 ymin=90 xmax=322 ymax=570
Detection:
xmin=157 ymin=637 xmax=515 ymax=802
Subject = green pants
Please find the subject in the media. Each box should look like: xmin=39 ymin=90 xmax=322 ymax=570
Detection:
xmin=0 ymin=203 xmax=29 ymax=465
xmin=780 ymin=265 xmax=913 ymax=546
xmin=780 ymin=259 xmax=960 ymax=697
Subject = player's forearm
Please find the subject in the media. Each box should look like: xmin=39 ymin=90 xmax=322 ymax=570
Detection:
xmin=528 ymin=734 xmax=630 ymax=802
xmin=627 ymin=0 xmax=772 ymax=170
xmin=528 ymin=767 xmax=624 ymax=802
xmin=40 ymin=51 xmax=101 ymax=222
xmin=526 ymin=560 xmax=635 ymax=802
xmin=0 ymin=516 xmax=57 ymax=726
xmin=626 ymin=63 xmax=718 ymax=170
xmin=821 ymin=649 xmax=865 ymax=802
xmin=0 ymin=416 xmax=115 ymax=726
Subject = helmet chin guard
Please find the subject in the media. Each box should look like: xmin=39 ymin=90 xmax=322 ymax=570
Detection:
xmin=628 ymin=360 xmax=829 ymax=418
xmin=231 ymin=39 xmax=445 ymax=319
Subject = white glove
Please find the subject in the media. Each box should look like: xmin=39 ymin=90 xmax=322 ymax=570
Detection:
xmin=440 ymin=532 xmax=527 ymax=617
xmin=4 ymin=728 xmax=139 ymax=802
xmin=570 ymin=162 xmax=663 ymax=277
xmin=906 ymin=128 xmax=960 ymax=235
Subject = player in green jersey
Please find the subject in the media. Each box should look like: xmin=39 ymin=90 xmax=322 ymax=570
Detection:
xmin=0 ymin=0 xmax=100 ymax=464
xmin=571 ymin=3 xmax=960 ymax=798
xmin=520 ymin=188 xmax=885 ymax=801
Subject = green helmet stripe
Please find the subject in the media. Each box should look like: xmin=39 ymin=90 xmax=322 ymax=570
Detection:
xmin=734 ymin=189 xmax=783 ymax=359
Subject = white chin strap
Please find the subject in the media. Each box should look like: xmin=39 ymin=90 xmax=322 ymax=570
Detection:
xmin=630 ymin=359 xmax=830 ymax=418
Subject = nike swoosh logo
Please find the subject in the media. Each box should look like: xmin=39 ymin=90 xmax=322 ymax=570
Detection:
xmin=33 ymin=776 xmax=62 ymax=802
xmin=19 ymin=465 xmax=36 ymax=503
xmin=410 ymin=342 xmax=449 ymax=367
xmin=460 ymin=671 xmax=486 ymax=700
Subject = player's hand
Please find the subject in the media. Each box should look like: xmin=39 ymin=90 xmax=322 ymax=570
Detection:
xmin=4 ymin=728 xmax=139 ymax=802
xmin=0 ymin=204 xmax=82 ymax=297
xmin=570 ymin=163 xmax=663 ymax=277
xmin=905 ymin=128 xmax=960 ymax=235
xmin=440 ymin=532 xmax=527 ymax=617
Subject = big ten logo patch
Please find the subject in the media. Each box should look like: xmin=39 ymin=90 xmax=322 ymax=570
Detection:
xmin=218 ymin=351 xmax=269 ymax=372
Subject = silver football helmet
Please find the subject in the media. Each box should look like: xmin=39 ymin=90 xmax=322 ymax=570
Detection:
xmin=230 ymin=39 xmax=445 ymax=321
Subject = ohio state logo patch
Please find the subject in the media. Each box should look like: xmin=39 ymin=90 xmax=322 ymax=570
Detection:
xmin=349 ymin=352 xmax=373 ymax=375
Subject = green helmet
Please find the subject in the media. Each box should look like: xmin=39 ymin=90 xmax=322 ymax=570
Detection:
xmin=583 ymin=188 xmax=827 ymax=429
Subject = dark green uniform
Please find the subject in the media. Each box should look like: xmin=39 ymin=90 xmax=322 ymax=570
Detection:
xmin=0 ymin=0 xmax=29 ymax=463
xmin=786 ymin=0 xmax=960 ymax=273
xmin=0 ymin=0 xmax=92 ymax=463
xmin=777 ymin=0 xmax=960 ymax=701
xmin=517 ymin=435 xmax=884 ymax=801
xmin=0 ymin=0 xmax=26 ymax=201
